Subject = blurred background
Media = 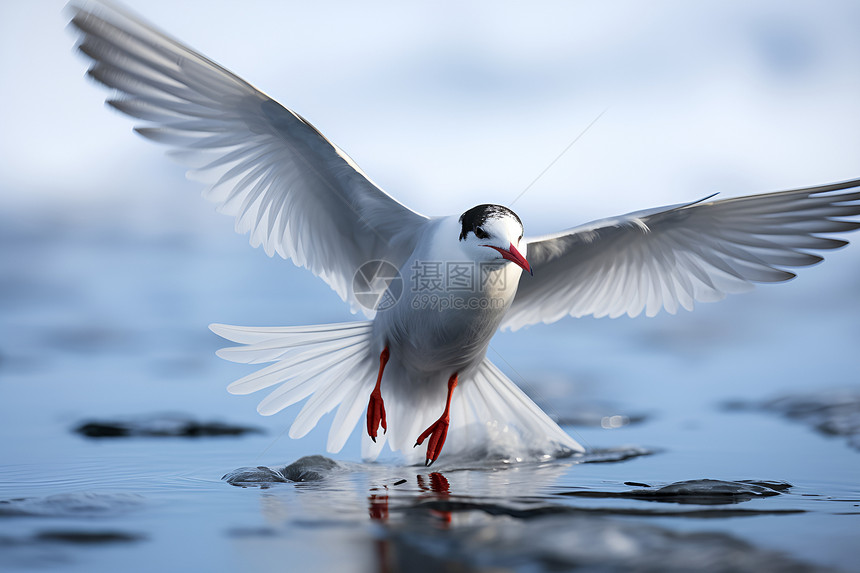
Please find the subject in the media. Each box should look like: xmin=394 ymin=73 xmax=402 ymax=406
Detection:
xmin=0 ymin=2 xmax=859 ymax=570
xmin=2 ymin=0 xmax=859 ymax=467
xmin=4 ymin=0 xmax=859 ymax=414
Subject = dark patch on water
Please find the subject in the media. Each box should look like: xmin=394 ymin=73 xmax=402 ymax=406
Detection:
xmin=223 ymin=455 xmax=343 ymax=487
xmin=726 ymin=389 xmax=860 ymax=451
xmin=34 ymin=530 xmax=145 ymax=545
xmin=222 ymin=466 xmax=291 ymax=487
xmin=406 ymin=498 xmax=803 ymax=520
xmin=383 ymin=514 xmax=832 ymax=573
xmin=281 ymin=455 xmax=341 ymax=481
xmin=556 ymin=479 xmax=792 ymax=505
xmin=74 ymin=414 xmax=264 ymax=438
xmin=0 ymin=493 xmax=145 ymax=518
xmin=375 ymin=475 xmax=801 ymax=523
xmin=0 ymin=529 xmax=145 ymax=570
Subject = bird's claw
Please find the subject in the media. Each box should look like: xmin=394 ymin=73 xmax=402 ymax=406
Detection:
xmin=414 ymin=416 xmax=450 ymax=466
xmin=366 ymin=389 xmax=387 ymax=441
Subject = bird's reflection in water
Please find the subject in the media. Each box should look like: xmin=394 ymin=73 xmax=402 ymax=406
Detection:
xmin=370 ymin=472 xmax=452 ymax=573
xmin=367 ymin=491 xmax=389 ymax=522
xmin=368 ymin=472 xmax=452 ymax=525
xmin=417 ymin=472 xmax=452 ymax=525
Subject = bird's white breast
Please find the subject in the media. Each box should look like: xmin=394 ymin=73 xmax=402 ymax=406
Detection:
xmin=372 ymin=217 xmax=521 ymax=380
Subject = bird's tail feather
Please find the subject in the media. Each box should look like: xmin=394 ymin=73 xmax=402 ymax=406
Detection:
xmin=210 ymin=321 xmax=375 ymax=452
xmin=442 ymin=358 xmax=584 ymax=462
xmin=362 ymin=358 xmax=585 ymax=463
xmin=211 ymin=322 xmax=583 ymax=463
xmin=363 ymin=357 xmax=584 ymax=464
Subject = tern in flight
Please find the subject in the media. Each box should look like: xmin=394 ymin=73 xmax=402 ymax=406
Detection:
xmin=70 ymin=1 xmax=860 ymax=465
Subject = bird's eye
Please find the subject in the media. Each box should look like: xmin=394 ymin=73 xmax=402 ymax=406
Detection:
xmin=474 ymin=227 xmax=489 ymax=240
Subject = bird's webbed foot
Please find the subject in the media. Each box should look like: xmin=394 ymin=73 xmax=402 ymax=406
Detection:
xmin=414 ymin=373 xmax=458 ymax=466
xmin=366 ymin=347 xmax=390 ymax=442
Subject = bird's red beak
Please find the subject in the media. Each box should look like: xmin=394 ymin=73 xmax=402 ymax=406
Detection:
xmin=484 ymin=243 xmax=532 ymax=276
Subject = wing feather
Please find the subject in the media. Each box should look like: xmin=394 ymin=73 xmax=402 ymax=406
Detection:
xmin=69 ymin=1 xmax=428 ymax=314
xmin=503 ymin=179 xmax=860 ymax=329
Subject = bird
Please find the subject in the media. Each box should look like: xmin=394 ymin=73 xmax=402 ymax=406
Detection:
xmin=69 ymin=1 xmax=860 ymax=466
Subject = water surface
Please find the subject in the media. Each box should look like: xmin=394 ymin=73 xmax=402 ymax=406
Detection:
xmin=1 ymin=206 xmax=858 ymax=572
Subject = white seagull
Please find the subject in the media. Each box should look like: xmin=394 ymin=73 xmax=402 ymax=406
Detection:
xmin=69 ymin=2 xmax=860 ymax=465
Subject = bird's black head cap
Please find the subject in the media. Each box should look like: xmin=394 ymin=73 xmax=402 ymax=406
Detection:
xmin=459 ymin=204 xmax=522 ymax=241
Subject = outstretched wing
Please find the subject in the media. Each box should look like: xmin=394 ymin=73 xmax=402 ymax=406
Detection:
xmin=68 ymin=1 xmax=428 ymax=314
xmin=503 ymin=179 xmax=860 ymax=330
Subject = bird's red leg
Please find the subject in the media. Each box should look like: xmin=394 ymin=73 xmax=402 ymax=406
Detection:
xmin=366 ymin=346 xmax=390 ymax=442
xmin=415 ymin=373 xmax=458 ymax=466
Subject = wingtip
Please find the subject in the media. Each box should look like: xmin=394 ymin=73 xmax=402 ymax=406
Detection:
xmin=209 ymin=323 xmax=228 ymax=336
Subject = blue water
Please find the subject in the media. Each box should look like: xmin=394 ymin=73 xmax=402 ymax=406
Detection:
xmin=1 ymin=203 xmax=859 ymax=572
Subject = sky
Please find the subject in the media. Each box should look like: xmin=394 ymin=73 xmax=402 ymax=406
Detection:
xmin=1 ymin=0 xmax=859 ymax=236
